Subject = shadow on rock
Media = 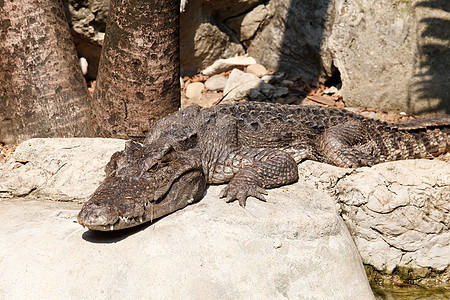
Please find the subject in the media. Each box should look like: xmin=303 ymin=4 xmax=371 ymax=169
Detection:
xmin=81 ymin=220 xmax=155 ymax=243
xmin=412 ymin=0 xmax=450 ymax=114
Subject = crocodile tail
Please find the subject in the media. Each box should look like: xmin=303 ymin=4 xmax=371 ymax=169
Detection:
xmin=394 ymin=114 xmax=450 ymax=130
xmin=379 ymin=115 xmax=450 ymax=161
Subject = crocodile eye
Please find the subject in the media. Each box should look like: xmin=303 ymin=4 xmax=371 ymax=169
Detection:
xmin=144 ymin=145 xmax=178 ymax=172
xmin=144 ymin=158 xmax=158 ymax=173
xmin=148 ymin=163 xmax=158 ymax=173
xmin=161 ymin=148 xmax=178 ymax=163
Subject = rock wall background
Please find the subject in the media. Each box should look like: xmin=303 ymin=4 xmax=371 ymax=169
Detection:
xmin=64 ymin=0 xmax=449 ymax=115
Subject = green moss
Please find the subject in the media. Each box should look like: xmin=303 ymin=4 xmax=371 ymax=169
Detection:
xmin=365 ymin=264 xmax=450 ymax=299
xmin=366 ymin=264 xmax=449 ymax=285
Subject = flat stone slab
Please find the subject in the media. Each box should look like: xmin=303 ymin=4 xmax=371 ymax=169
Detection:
xmin=0 ymin=138 xmax=126 ymax=202
xmin=0 ymin=182 xmax=374 ymax=299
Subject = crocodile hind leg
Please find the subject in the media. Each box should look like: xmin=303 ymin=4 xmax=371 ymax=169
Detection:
xmin=319 ymin=120 xmax=381 ymax=168
xmin=215 ymin=148 xmax=299 ymax=207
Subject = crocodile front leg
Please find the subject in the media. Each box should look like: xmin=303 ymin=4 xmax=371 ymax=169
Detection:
xmin=209 ymin=148 xmax=299 ymax=207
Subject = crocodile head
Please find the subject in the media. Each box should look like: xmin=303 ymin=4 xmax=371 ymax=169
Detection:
xmin=77 ymin=140 xmax=206 ymax=231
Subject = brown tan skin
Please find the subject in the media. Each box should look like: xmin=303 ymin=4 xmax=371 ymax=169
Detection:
xmin=77 ymin=141 xmax=206 ymax=231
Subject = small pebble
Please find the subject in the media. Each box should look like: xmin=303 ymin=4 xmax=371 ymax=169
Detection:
xmin=79 ymin=57 xmax=88 ymax=75
xmin=281 ymin=79 xmax=295 ymax=87
xmin=261 ymin=72 xmax=285 ymax=84
xmin=185 ymin=82 xmax=204 ymax=99
xmin=246 ymin=64 xmax=268 ymax=77
xmin=202 ymin=56 xmax=257 ymax=76
xmin=205 ymin=75 xmax=228 ymax=91
xmin=273 ymin=238 xmax=282 ymax=249
xmin=323 ymin=86 xmax=338 ymax=95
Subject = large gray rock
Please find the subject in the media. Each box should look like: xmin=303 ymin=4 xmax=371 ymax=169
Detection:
xmin=247 ymin=0 xmax=450 ymax=114
xmin=0 ymin=158 xmax=374 ymax=298
xmin=0 ymin=138 xmax=126 ymax=201
xmin=226 ymin=4 xmax=269 ymax=47
xmin=297 ymin=159 xmax=450 ymax=285
xmin=325 ymin=0 xmax=450 ymax=114
xmin=335 ymin=160 xmax=450 ymax=279
xmin=66 ymin=0 xmax=449 ymax=114
xmin=246 ymin=0 xmax=329 ymax=79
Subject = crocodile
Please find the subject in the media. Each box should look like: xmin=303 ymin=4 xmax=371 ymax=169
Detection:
xmin=78 ymin=102 xmax=450 ymax=231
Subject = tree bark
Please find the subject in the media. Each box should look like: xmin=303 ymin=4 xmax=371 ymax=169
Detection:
xmin=0 ymin=0 xmax=93 ymax=144
xmin=91 ymin=0 xmax=181 ymax=141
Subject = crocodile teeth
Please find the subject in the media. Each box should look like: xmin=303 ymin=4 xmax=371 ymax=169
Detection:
xmin=188 ymin=197 xmax=194 ymax=204
xmin=139 ymin=216 xmax=143 ymax=223
xmin=110 ymin=224 xmax=114 ymax=231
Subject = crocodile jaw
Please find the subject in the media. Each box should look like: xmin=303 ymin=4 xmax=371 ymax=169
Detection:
xmin=77 ymin=141 xmax=206 ymax=231
xmin=77 ymin=169 xmax=206 ymax=231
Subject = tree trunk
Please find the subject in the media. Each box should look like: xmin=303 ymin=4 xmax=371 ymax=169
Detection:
xmin=91 ymin=0 xmax=181 ymax=141
xmin=0 ymin=0 xmax=93 ymax=145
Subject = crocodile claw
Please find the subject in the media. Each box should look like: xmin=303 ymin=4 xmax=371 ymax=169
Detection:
xmin=220 ymin=184 xmax=267 ymax=207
